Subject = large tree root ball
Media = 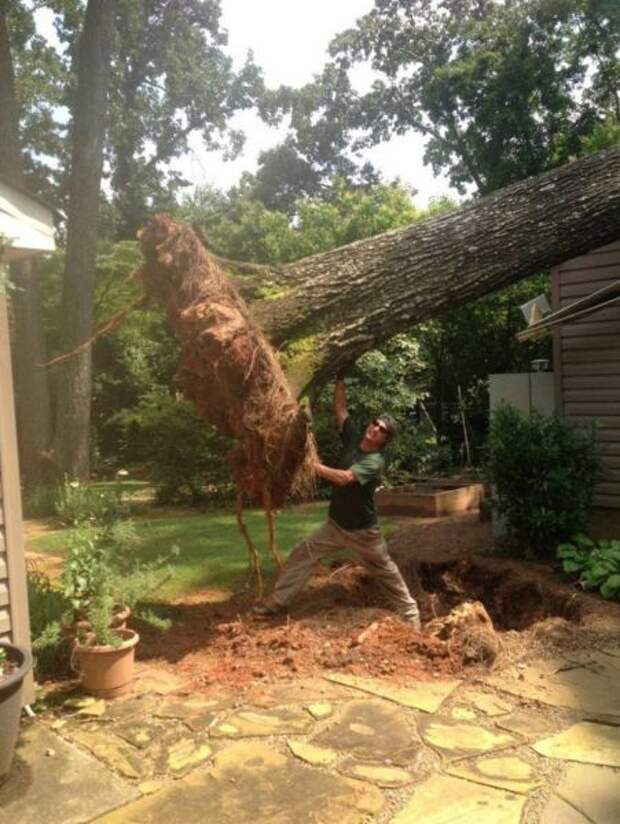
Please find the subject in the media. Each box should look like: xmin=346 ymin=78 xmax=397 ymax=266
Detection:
xmin=137 ymin=214 xmax=317 ymax=509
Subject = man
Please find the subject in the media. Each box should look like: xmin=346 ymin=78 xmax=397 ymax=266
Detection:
xmin=253 ymin=374 xmax=422 ymax=629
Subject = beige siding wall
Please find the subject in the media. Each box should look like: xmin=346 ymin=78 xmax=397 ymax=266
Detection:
xmin=553 ymin=239 xmax=620 ymax=508
xmin=0 ymin=523 xmax=11 ymax=642
xmin=0 ymin=295 xmax=33 ymax=702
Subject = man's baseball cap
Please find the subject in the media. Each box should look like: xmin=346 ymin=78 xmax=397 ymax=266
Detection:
xmin=376 ymin=413 xmax=398 ymax=441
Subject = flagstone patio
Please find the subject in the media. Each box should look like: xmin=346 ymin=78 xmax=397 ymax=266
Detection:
xmin=1 ymin=651 xmax=619 ymax=824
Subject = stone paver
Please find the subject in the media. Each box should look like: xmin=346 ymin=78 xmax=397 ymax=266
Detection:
xmin=306 ymin=701 xmax=334 ymax=720
xmin=532 ymin=721 xmax=620 ymax=767
xmin=113 ymin=719 xmax=166 ymax=750
xmin=68 ymin=723 xmax=151 ymax=779
xmin=463 ymin=691 xmax=512 ymax=717
xmin=288 ymin=740 xmax=338 ymax=766
xmin=94 ymin=741 xmax=385 ymax=824
xmin=450 ymin=706 xmax=478 ymax=721
xmin=325 ymin=673 xmax=460 ymax=712
xmin=75 ymin=698 xmax=107 ymax=717
xmin=540 ymin=794 xmax=590 ymax=824
xmin=245 ymin=677 xmax=354 ymax=708
xmin=339 ymin=761 xmax=414 ymax=788
xmin=546 ymin=763 xmax=620 ymax=824
xmin=447 ymin=755 xmax=544 ymax=794
xmin=153 ymin=695 xmax=228 ymax=731
xmin=390 ymin=773 xmax=526 ymax=823
xmin=494 ymin=711 xmax=557 ymax=739
xmin=155 ymin=735 xmax=213 ymax=776
xmin=0 ymin=723 xmax=139 ymax=824
xmin=210 ymin=706 xmax=314 ymax=737
xmin=485 ymin=651 xmax=620 ymax=716
xmin=131 ymin=664 xmax=189 ymax=695
xmin=313 ymin=700 xmax=420 ymax=765
xmin=418 ymin=717 xmax=520 ymax=760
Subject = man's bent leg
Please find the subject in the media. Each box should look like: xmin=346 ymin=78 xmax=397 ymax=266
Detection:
xmin=267 ymin=520 xmax=343 ymax=608
xmin=344 ymin=527 xmax=422 ymax=626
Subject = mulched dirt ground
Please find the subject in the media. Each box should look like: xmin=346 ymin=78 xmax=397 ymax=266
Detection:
xmin=134 ymin=512 xmax=620 ymax=694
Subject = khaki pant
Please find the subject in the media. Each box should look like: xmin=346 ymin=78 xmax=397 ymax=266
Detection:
xmin=270 ymin=518 xmax=420 ymax=620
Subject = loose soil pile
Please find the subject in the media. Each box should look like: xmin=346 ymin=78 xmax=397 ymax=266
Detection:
xmin=137 ymin=215 xmax=317 ymax=510
xmin=136 ymin=514 xmax=620 ymax=693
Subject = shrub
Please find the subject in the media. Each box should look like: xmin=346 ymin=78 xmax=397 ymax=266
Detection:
xmin=485 ymin=405 xmax=601 ymax=556
xmin=27 ymin=567 xmax=69 ymax=677
xmin=557 ymin=535 xmax=620 ymax=600
xmin=55 ymin=477 xmax=127 ymax=527
xmin=60 ymin=521 xmax=179 ymax=635
xmin=114 ymin=390 xmax=234 ymax=505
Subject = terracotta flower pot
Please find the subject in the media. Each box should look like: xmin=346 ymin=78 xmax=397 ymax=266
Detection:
xmin=74 ymin=628 xmax=139 ymax=699
xmin=0 ymin=643 xmax=32 ymax=785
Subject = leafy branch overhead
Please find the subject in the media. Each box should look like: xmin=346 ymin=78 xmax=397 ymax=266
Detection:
xmin=260 ymin=0 xmax=619 ymax=203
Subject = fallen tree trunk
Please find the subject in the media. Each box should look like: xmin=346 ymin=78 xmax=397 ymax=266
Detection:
xmin=231 ymin=147 xmax=619 ymax=392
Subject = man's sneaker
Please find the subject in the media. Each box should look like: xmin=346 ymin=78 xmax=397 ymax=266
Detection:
xmin=252 ymin=601 xmax=286 ymax=619
xmin=402 ymin=612 xmax=422 ymax=631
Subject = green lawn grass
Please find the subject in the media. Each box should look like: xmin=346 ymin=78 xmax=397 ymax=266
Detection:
xmin=29 ymin=503 xmax=398 ymax=600
xmin=29 ymin=504 xmax=327 ymax=598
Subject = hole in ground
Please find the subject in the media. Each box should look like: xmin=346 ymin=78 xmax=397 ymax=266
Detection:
xmin=399 ymin=556 xmax=583 ymax=631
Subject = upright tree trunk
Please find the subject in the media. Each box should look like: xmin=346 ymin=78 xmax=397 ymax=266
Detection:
xmin=53 ymin=0 xmax=115 ymax=478
xmin=0 ymin=7 xmax=54 ymax=491
xmin=240 ymin=148 xmax=620 ymax=392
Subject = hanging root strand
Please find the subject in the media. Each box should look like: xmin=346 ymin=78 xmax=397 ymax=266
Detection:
xmin=236 ymin=495 xmax=263 ymax=599
xmin=43 ymin=293 xmax=148 ymax=367
xmin=265 ymin=500 xmax=283 ymax=572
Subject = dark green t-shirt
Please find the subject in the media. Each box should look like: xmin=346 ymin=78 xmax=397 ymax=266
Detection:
xmin=328 ymin=417 xmax=385 ymax=530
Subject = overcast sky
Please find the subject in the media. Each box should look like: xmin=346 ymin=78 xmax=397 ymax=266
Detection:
xmin=36 ymin=0 xmax=455 ymax=207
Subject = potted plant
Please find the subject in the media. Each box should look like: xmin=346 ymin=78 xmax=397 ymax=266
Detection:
xmin=65 ymin=530 xmax=177 ymax=697
xmin=72 ymin=594 xmax=140 ymax=699
xmin=0 ymin=642 xmax=33 ymax=784
xmin=60 ymin=527 xmax=134 ymax=639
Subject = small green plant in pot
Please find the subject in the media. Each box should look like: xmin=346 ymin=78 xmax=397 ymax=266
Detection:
xmin=60 ymin=528 xmax=123 ymax=634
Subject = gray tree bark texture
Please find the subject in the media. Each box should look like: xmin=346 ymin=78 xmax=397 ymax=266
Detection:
xmin=53 ymin=0 xmax=116 ymax=479
xmin=243 ymin=147 xmax=620 ymax=393
xmin=0 ymin=8 xmax=54 ymax=491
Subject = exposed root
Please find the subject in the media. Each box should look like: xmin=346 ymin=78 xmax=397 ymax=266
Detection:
xmin=43 ymin=294 xmax=148 ymax=367
xmin=137 ymin=214 xmax=318 ymax=509
xmin=236 ymin=496 xmax=263 ymax=599
xmin=265 ymin=502 xmax=283 ymax=571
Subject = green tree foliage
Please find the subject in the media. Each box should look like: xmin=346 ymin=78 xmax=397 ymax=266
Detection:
xmin=4 ymin=0 xmax=72 ymax=204
xmin=181 ymin=177 xmax=420 ymax=263
xmin=107 ymin=0 xmax=268 ymax=238
xmin=417 ymin=277 xmax=552 ymax=455
xmin=278 ymin=0 xmax=619 ymax=194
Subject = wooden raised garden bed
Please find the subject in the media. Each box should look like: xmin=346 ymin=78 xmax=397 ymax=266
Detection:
xmin=376 ymin=478 xmax=484 ymax=517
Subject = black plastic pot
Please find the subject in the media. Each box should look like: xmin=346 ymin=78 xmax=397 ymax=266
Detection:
xmin=0 ymin=642 xmax=32 ymax=785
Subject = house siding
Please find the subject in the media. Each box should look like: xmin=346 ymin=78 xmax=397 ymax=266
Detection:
xmin=0 ymin=295 xmax=33 ymax=702
xmin=552 ymin=239 xmax=620 ymax=508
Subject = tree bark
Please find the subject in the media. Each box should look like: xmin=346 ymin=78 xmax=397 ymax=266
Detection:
xmin=53 ymin=0 xmax=115 ymax=478
xmin=240 ymin=147 xmax=620 ymax=392
xmin=0 ymin=7 xmax=54 ymax=491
